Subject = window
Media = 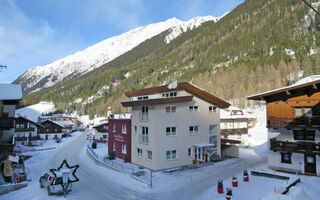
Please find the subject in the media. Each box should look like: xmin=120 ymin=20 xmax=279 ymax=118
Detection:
xmin=166 ymin=106 xmax=176 ymax=113
xmin=281 ymin=153 xmax=292 ymax=164
xmin=140 ymin=126 xmax=149 ymax=144
xmin=113 ymin=142 xmax=116 ymax=151
xmin=122 ymin=144 xmax=127 ymax=154
xmin=189 ymin=106 xmax=199 ymax=112
xmin=294 ymin=130 xmax=315 ymax=141
xmin=162 ymin=92 xmax=177 ymax=98
xmin=209 ymin=125 xmax=217 ymax=135
xmin=134 ymin=126 xmax=137 ymax=135
xmin=166 ymin=127 xmax=176 ymax=136
xmin=210 ymin=135 xmax=218 ymax=147
xmin=113 ymin=124 xmax=116 ymax=132
xmin=295 ymin=108 xmax=303 ymax=117
xmin=122 ymin=124 xmax=127 ymax=134
xmin=188 ymin=148 xmax=192 ymax=157
xmin=166 ymin=150 xmax=177 ymax=160
xmin=20 ymin=124 xmax=25 ymax=128
xmin=147 ymin=150 xmax=152 ymax=160
xmin=189 ymin=126 xmax=199 ymax=135
xmin=103 ymin=125 xmax=107 ymax=129
xmin=137 ymin=148 xmax=142 ymax=157
xmin=209 ymin=106 xmax=217 ymax=113
xmin=141 ymin=106 xmax=149 ymax=121
xmin=137 ymin=96 xmax=148 ymax=100
xmin=305 ymin=107 xmax=312 ymax=117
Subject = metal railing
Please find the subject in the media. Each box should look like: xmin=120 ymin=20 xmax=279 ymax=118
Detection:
xmin=86 ymin=145 xmax=151 ymax=186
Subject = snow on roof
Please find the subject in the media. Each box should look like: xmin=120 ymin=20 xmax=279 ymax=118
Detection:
xmin=220 ymin=106 xmax=255 ymax=119
xmin=110 ymin=113 xmax=131 ymax=119
xmin=15 ymin=101 xmax=55 ymax=122
xmin=43 ymin=120 xmax=65 ymax=128
xmin=248 ymin=75 xmax=320 ymax=99
xmin=54 ymin=120 xmax=74 ymax=127
xmin=0 ymin=84 xmax=22 ymax=100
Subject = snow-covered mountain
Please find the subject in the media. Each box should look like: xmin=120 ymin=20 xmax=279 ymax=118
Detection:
xmin=15 ymin=15 xmax=222 ymax=94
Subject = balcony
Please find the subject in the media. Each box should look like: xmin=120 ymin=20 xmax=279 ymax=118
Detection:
xmin=220 ymin=128 xmax=248 ymax=135
xmin=0 ymin=117 xmax=14 ymax=130
xmin=267 ymin=116 xmax=320 ymax=129
xmin=15 ymin=128 xmax=35 ymax=132
xmin=0 ymin=143 xmax=14 ymax=155
xmin=270 ymin=138 xmax=320 ymax=154
xmin=15 ymin=136 xmax=41 ymax=141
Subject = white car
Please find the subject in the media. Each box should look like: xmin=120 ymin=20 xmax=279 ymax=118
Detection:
xmin=39 ymin=172 xmax=72 ymax=196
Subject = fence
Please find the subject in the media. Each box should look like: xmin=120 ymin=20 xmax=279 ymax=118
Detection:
xmin=86 ymin=145 xmax=152 ymax=187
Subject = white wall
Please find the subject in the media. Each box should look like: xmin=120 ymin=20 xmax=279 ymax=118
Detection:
xmin=131 ymin=94 xmax=221 ymax=171
xmin=39 ymin=133 xmax=62 ymax=140
xmin=268 ymin=151 xmax=304 ymax=173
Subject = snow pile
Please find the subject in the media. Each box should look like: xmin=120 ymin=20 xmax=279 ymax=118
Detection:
xmin=15 ymin=101 xmax=56 ymax=122
xmin=17 ymin=16 xmax=223 ymax=94
xmin=0 ymin=84 xmax=22 ymax=100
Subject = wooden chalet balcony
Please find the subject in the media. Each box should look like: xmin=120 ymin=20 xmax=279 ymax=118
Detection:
xmin=15 ymin=127 xmax=35 ymax=132
xmin=0 ymin=143 xmax=14 ymax=155
xmin=267 ymin=116 xmax=320 ymax=129
xmin=0 ymin=117 xmax=14 ymax=130
xmin=220 ymin=128 xmax=248 ymax=135
xmin=270 ymin=138 xmax=320 ymax=155
xmin=15 ymin=136 xmax=41 ymax=141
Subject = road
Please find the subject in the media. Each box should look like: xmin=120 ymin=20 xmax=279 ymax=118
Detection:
xmin=1 ymin=131 xmax=267 ymax=200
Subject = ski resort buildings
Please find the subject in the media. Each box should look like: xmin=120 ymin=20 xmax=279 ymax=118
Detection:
xmin=121 ymin=82 xmax=230 ymax=170
xmin=93 ymin=121 xmax=109 ymax=142
xmin=14 ymin=116 xmax=43 ymax=145
xmin=248 ymin=75 xmax=320 ymax=176
xmin=0 ymin=84 xmax=22 ymax=159
xmin=108 ymin=113 xmax=132 ymax=162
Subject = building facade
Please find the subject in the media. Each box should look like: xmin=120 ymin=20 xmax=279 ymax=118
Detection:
xmin=0 ymin=84 xmax=22 ymax=158
xmin=220 ymin=107 xmax=251 ymax=144
xmin=14 ymin=116 xmax=42 ymax=145
xmin=108 ymin=114 xmax=131 ymax=162
xmin=248 ymin=75 xmax=320 ymax=176
xmin=121 ymin=82 xmax=230 ymax=171
xmin=93 ymin=122 xmax=109 ymax=141
xmin=38 ymin=120 xmax=63 ymax=140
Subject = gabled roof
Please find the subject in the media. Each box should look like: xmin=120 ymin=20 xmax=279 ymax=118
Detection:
xmin=15 ymin=116 xmax=44 ymax=127
xmin=247 ymin=75 xmax=320 ymax=101
xmin=41 ymin=120 xmax=65 ymax=128
xmin=0 ymin=84 xmax=22 ymax=100
xmin=124 ymin=82 xmax=230 ymax=108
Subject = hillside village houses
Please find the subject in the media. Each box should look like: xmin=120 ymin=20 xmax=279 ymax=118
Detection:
xmin=248 ymin=75 xmax=320 ymax=176
xmin=92 ymin=106 xmax=112 ymax=141
xmin=14 ymin=116 xmax=43 ymax=146
xmin=121 ymin=81 xmax=230 ymax=170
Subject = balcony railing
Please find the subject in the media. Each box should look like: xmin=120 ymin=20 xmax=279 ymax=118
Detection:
xmin=0 ymin=143 xmax=14 ymax=155
xmin=270 ymin=138 xmax=320 ymax=154
xmin=15 ymin=136 xmax=41 ymax=141
xmin=268 ymin=116 xmax=320 ymax=129
xmin=15 ymin=128 xmax=35 ymax=132
xmin=0 ymin=117 xmax=14 ymax=129
xmin=220 ymin=128 xmax=248 ymax=135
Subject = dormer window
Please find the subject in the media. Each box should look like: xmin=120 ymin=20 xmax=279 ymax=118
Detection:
xmin=209 ymin=106 xmax=217 ymax=113
xmin=137 ymin=96 xmax=148 ymax=100
xmin=162 ymin=92 xmax=177 ymax=98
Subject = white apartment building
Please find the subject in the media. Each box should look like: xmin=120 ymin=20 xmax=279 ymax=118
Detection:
xmin=121 ymin=82 xmax=230 ymax=171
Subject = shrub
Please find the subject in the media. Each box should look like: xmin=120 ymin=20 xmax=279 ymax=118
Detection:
xmin=92 ymin=141 xmax=97 ymax=149
xmin=108 ymin=151 xmax=115 ymax=160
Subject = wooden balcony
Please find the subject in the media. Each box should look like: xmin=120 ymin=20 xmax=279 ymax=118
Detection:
xmin=267 ymin=116 xmax=320 ymax=129
xmin=15 ymin=136 xmax=41 ymax=141
xmin=15 ymin=128 xmax=35 ymax=132
xmin=0 ymin=117 xmax=14 ymax=130
xmin=270 ymin=138 xmax=320 ymax=155
xmin=220 ymin=128 xmax=248 ymax=135
xmin=0 ymin=143 xmax=14 ymax=155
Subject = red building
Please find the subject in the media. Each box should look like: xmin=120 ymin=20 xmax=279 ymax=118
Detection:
xmin=108 ymin=113 xmax=131 ymax=162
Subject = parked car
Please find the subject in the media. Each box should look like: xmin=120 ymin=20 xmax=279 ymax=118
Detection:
xmin=39 ymin=172 xmax=72 ymax=195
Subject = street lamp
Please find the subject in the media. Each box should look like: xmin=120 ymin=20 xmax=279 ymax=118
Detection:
xmin=61 ymin=168 xmax=71 ymax=198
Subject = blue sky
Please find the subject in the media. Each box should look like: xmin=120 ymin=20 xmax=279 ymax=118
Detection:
xmin=0 ymin=0 xmax=244 ymax=83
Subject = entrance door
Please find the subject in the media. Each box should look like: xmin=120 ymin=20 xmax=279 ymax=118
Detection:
xmin=45 ymin=135 xmax=48 ymax=140
xmin=305 ymin=154 xmax=316 ymax=174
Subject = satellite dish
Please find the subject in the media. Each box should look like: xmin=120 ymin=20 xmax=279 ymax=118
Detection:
xmin=168 ymin=80 xmax=177 ymax=89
